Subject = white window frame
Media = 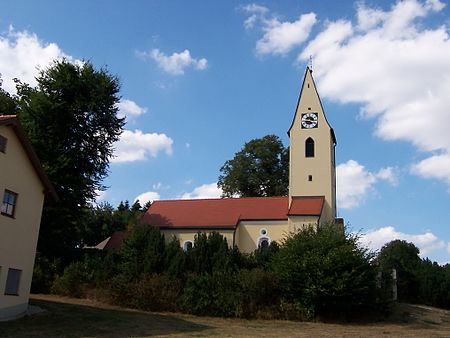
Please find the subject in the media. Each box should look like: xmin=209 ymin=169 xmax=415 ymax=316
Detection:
xmin=183 ymin=240 xmax=194 ymax=251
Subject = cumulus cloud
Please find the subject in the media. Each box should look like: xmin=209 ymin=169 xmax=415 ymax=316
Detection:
xmin=112 ymin=129 xmax=173 ymax=163
xmin=180 ymin=182 xmax=222 ymax=199
xmin=147 ymin=48 xmax=208 ymax=75
xmin=297 ymin=0 xmax=450 ymax=189
xmin=411 ymin=153 xmax=450 ymax=186
xmin=359 ymin=226 xmax=445 ymax=257
xmin=0 ymin=26 xmax=77 ymax=93
xmin=256 ymin=13 xmax=317 ymax=55
xmin=116 ymin=99 xmax=147 ymax=119
xmin=134 ymin=191 xmax=160 ymax=206
xmin=241 ymin=5 xmax=316 ymax=55
xmin=337 ymin=160 xmax=398 ymax=209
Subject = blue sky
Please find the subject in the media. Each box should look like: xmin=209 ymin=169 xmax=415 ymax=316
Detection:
xmin=1 ymin=0 xmax=449 ymax=263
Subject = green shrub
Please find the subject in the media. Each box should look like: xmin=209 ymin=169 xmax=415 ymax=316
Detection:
xmin=119 ymin=224 xmax=166 ymax=278
xmin=238 ymin=268 xmax=281 ymax=318
xmin=180 ymin=272 xmax=241 ymax=317
xmin=51 ymin=261 xmax=89 ymax=297
xmin=31 ymin=254 xmax=60 ymax=293
xmin=271 ymin=224 xmax=378 ymax=319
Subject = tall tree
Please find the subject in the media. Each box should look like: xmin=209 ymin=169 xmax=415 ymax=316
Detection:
xmin=218 ymin=135 xmax=288 ymax=197
xmin=15 ymin=59 xmax=124 ymax=258
xmin=377 ymin=240 xmax=422 ymax=302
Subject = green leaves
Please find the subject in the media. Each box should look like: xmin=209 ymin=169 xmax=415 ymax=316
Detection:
xmin=271 ymin=225 xmax=377 ymax=318
xmin=13 ymin=59 xmax=125 ymax=258
xmin=218 ymin=135 xmax=289 ymax=197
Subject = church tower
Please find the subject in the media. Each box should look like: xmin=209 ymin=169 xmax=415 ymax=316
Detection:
xmin=288 ymin=67 xmax=336 ymax=224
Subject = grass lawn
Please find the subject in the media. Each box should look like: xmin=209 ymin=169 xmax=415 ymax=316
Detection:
xmin=1 ymin=294 xmax=450 ymax=337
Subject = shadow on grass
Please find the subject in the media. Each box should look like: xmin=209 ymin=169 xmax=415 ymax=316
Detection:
xmin=0 ymin=299 xmax=210 ymax=337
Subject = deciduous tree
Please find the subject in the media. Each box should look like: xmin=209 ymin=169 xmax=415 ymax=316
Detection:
xmin=218 ymin=135 xmax=288 ymax=197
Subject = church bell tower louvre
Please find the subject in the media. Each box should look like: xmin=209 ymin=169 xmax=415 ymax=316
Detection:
xmin=287 ymin=67 xmax=337 ymax=224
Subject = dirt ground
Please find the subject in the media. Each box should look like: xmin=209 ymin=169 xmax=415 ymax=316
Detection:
xmin=1 ymin=294 xmax=450 ymax=337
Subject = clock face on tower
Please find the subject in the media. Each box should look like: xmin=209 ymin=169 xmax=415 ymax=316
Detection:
xmin=301 ymin=113 xmax=318 ymax=129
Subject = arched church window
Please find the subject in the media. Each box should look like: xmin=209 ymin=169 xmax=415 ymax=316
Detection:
xmin=305 ymin=137 xmax=315 ymax=157
xmin=259 ymin=238 xmax=270 ymax=251
xmin=183 ymin=240 xmax=193 ymax=251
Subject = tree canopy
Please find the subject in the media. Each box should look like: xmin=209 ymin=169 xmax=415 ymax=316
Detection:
xmin=12 ymin=59 xmax=124 ymax=258
xmin=218 ymin=135 xmax=289 ymax=197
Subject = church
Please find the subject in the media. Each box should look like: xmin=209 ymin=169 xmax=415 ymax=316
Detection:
xmin=141 ymin=67 xmax=339 ymax=253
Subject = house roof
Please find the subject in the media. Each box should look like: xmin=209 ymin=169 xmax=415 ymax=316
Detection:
xmin=142 ymin=196 xmax=324 ymax=229
xmin=0 ymin=115 xmax=58 ymax=201
xmin=103 ymin=230 xmax=130 ymax=249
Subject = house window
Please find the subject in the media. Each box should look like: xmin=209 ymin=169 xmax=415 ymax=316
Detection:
xmin=5 ymin=268 xmax=21 ymax=296
xmin=183 ymin=240 xmax=193 ymax=251
xmin=0 ymin=134 xmax=7 ymax=153
xmin=308 ymin=175 xmax=313 ymax=181
xmin=305 ymin=137 xmax=315 ymax=158
xmin=1 ymin=190 xmax=18 ymax=217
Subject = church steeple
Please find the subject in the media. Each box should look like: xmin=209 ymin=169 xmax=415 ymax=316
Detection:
xmin=288 ymin=67 xmax=336 ymax=223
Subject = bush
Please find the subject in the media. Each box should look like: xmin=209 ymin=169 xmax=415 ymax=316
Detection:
xmin=271 ymin=224 xmax=379 ymax=319
xmin=119 ymin=224 xmax=166 ymax=278
xmin=31 ymin=254 xmax=60 ymax=293
xmin=179 ymin=272 xmax=241 ymax=317
xmin=238 ymin=268 xmax=281 ymax=318
xmin=51 ymin=261 xmax=89 ymax=297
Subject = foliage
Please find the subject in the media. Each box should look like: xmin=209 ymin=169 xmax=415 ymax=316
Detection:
xmin=179 ymin=272 xmax=241 ymax=317
xmin=108 ymin=273 xmax=182 ymax=312
xmin=218 ymin=135 xmax=288 ymax=197
xmin=31 ymin=254 xmax=61 ymax=293
xmin=187 ymin=232 xmax=238 ymax=274
xmin=271 ymin=224 xmax=378 ymax=319
xmin=15 ymin=59 xmax=124 ymax=258
xmin=119 ymin=223 xmax=166 ymax=279
xmin=238 ymin=268 xmax=281 ymax=318
xmin=51 ymin=261 xmax=89 ymax=298
xmin=377 ymin=240 xmax=422 ymax=303
xmin=0 ymin=80 xmax=18 ymax=115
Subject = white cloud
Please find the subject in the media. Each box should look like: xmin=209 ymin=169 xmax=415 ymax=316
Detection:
xmin=375 ymin=167 xmax=399 ymax=186
xmin=447 ymin=242 xmax=450 ymax=254
xmin=116 ymin=99 xmax=147 ymax=119
xmin=148 ymin=48 xmax=208 ymax=75
xmin=298 ymin=0 xmax=450 ymax=189
xmin=180 ymin=182 xmax=222 ymax=199
xmin=112 ymin=129 xmax=173 ymax=163
xmin=256 ymin=13 xmax=317 ymax=55
xmin=241 ymin=6 xmax=316 ymax=55
xmin=359 ymin=226 xmax=445 ymax=257
xmin=411 ymin=153 xmax=450 ymax=186
xmin=337 ymin=160 xmax=398 ymax=209
xmin=241 ymin=4 xmax=269 ymax=29
xmin=0 ymin=26 xmax=77 ymax=93
xmin=134 ymin=191 xmax=160 ymax=206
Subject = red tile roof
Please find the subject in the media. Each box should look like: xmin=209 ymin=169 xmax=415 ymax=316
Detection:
xmin=103 ymin=230 xmax=130 ymax=249
xmin=142 ymin=196 xmax=324 ymax=229
xmin=288 ymin=196 xmax=324 ymax=216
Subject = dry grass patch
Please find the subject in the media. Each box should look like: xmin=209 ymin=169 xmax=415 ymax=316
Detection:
xmin=1 ymin=295 xmax=450 ymax=337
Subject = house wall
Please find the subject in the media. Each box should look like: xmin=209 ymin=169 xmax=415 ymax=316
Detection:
xmin=162 ymin=229 xmax=235 ymax=249
xmin=234 ymin=220 xmax=290 ymax=253
xmin=0 ymin=126 xmax=45 ymax=321
xmin=288 ymin=215 xmax=320 ymax=232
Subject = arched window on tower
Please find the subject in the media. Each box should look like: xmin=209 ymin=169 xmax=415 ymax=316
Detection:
xmin=305 ymin=137 xmax=315 ymax=157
